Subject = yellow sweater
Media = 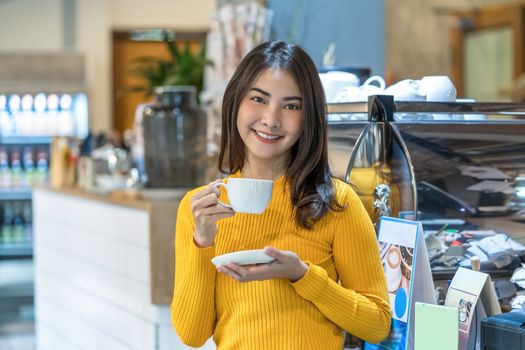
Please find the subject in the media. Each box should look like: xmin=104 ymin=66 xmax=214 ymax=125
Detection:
xmin=171 ymin=174 xmax=391 ymax=349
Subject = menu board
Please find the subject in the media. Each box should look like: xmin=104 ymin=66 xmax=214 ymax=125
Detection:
xmin=365 ymin=217 xmax=436 ymax=350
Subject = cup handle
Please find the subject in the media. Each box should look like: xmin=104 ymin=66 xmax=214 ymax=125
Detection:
xmin=363 ymin=75 xmax=386 ymax=90
xmin=212 ymin=182 xmax=232 ymax=209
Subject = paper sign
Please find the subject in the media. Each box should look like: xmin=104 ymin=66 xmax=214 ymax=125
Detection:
xmin=445 ymin=268 xmax=501 ymax=350
xmin=365 ymin=217 xmax=436 ymax=350
xmin=414 ymin=302 xmax=458 ymax=350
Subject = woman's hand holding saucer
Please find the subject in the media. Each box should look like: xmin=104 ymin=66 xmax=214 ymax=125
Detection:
xmin=217 ymin=246 xmax=308 ymax=282
xmin=191 ymin=180 xmax=235 ymax=247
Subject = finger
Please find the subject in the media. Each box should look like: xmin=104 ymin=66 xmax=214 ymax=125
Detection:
xmin=263 ymin=246 xmax=287 ymax=261
xmin=191 ymin=187 xmax=215 ymax=202
xmin=217 ymin=265 xmax=245 ymax=281
xmin=192 ymin=193 xmax=219 ymax=211
xmin=226 ymin=263 xmax=248 ymax=277
xmin=207 ymin=211 xmax=235 ymax=222
xmin=208 ymin=179 xmax=222 ymax=196
xmin=232 ymin=263 xmax=277 ymax=281
xmin=205 ymin=204 xmax=235 ymax=215
xmin=192 ymin=180 xmax=222 ymax=200
xmin=243 ymin=263 xmax=274 ymax=278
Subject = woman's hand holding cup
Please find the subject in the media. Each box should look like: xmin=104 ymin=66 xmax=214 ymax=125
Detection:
xmin=191 ymin=180 xmax=235 ymax=247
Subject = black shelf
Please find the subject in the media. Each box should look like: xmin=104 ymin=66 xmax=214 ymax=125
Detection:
xmin=0 ymin=243 xmax=33 ymax=259
xmin=0 ymin=188 xmax=32 ymax=201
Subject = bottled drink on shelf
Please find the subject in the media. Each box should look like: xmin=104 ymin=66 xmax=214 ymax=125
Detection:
xmin=34 ymin=93 xmax=47 ymax=135
xmin=46 ymin=94 xmax=59 ymax=136
xmin=0 ymin=201 xmax=31 ymax=245
xmin=19 ymin=94 xmax=34 ymax=136
xmin=35 ymin=148 xmax=49 ymax=185
xmin=0 ymin=201 xmax=14 ymax=244
xmin=0 ymin=202 xmax=4 ymax=244
xmin=0 ymin=94 xmax=14 ymax=136
xmin=12 ymin=201 xmax=25 ymax=244
xmin=22 ymin=201 xmax=32 ymax=244
xmin=10 ymin=148 xmax=23 ymax=188
xmin=22 ymin=147 xmax=35 ymax=186
xmin=0 ymin=147 xmax=10 ymax=188
xmin=58 ymin=94 xmax=75 ymax=136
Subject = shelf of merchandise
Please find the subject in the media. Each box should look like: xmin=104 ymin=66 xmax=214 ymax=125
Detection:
xmin=0 ymin=136 xmax=53 ymax=145
xmin=0 ymin=243 xmax=33 ymax=259
xmin=0 ymin=188 xmax=32 ymax=201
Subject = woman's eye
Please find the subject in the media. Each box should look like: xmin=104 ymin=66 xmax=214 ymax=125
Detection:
xmin=251 ymin=96 xmax=265 ymax=104
xmin=285 ymin=103 xmax=301 ymax=111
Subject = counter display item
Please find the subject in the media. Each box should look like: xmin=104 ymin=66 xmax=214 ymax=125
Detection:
xmin=365 ymin=218 xmax=435 ymax=350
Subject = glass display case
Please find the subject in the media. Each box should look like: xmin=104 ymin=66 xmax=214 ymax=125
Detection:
xmin=0 ymin=91 xmax=89 ymax=332
xmin=327 ymin=96 xmax=525 ymax=303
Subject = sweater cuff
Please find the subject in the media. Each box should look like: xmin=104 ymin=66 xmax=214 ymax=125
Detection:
xmin=190 ymin=240 xmax=216 ymax=270
xmin=291 ymin=262 xmax=329 ymax=301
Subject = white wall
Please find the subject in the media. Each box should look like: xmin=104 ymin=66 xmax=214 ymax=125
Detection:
xmin=110 ymin=0 xmax=215 ymax=29
xmin=0 ymin=0 xmax=63 ymax=50
xmin=0 ymin=0 xmax=215 ymax=132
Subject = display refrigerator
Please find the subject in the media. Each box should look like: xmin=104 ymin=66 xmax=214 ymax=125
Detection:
xmin=0 ymin=90 xmax=88 ymax=332
xmin=327 ymin=96 xmax=525 ymax=304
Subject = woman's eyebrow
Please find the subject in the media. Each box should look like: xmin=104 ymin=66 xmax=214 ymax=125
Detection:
xmin=251 ymin=87 xmax=271 ymax=97
xmin=251 ymin=87 xmax=302 ymax=101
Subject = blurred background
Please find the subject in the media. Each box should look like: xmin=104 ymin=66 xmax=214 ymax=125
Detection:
xmin=1 ymin=0 xmax=524 ymax=349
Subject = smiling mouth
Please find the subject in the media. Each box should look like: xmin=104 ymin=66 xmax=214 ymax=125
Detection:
xmin=253 ymin=129 xmax=283 ymax=142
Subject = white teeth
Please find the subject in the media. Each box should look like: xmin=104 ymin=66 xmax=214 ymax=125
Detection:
xmin=255 ymin=130 xmax=280 ymax=140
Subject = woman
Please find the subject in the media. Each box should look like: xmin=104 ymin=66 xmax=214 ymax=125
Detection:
xmin=171 ymin=41 xmax=390 ymax=349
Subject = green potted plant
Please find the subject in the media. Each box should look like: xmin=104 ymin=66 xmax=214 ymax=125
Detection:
xmin=128 ymin=31 xmax=212 ymax=100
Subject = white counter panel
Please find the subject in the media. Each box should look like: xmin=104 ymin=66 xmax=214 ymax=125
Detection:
xmin=33 ymin=188 xmax=215 ymax=350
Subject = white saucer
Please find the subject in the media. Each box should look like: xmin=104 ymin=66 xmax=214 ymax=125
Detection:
xmin=211 ymin=249 xmax=274 ymax=267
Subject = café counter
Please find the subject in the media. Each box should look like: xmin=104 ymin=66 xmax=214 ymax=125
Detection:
xmin=32 ymin=186 xmax=215 ymax=350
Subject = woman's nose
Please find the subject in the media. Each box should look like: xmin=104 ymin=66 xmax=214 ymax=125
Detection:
xmin=260 ymin=107 xmax=281 ymax=128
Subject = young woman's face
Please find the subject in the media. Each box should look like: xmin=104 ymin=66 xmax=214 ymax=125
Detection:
xmin=236 ymin=68 xmax=303 ymax=170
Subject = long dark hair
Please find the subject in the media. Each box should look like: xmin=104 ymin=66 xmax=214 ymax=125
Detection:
xmin=218 ymin=41 xmax=343 ymax=229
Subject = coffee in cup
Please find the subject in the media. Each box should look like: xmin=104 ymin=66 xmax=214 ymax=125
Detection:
xmin=213 ymin=178 xmax=273 ymax=214
xmin=385 ymin=246 xmax=402 ymax=293
xmin=387 ymin=246 xmax=401 ymax=269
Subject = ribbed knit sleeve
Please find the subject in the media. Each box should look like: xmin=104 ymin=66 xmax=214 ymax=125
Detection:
xmin=170 ymin=191 xmax=217 ymax=347
xmin=291 ymin=184 xmax=391 ymax=344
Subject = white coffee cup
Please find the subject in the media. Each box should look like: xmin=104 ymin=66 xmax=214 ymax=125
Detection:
xmin=319 ymin=71 xmax=360 ymax=102
xmin=419 ymin=75 xmax=457 ymax=102
xmin=334 ymin=75 xmax=386 ymax=102
xmin=213 ymin=178 xmax=273 ymax=214
xmin=384 ymin=79 xmax=426 ymax=101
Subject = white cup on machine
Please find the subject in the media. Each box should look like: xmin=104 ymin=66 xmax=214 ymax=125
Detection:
xmin=384 ymin=75 xmax=456 ymax=102
xmin=319 ymin=71 xmax=360 ymax=102
xmin=213 ymin=178 xmax=273 ymax=214
xmin=333 ymin=75 xmax=386 ymax=102
xmin=384 ymin=79 xmax=426 ymax=101
xmin=419 ymin=76 xmax=457 ymax=102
